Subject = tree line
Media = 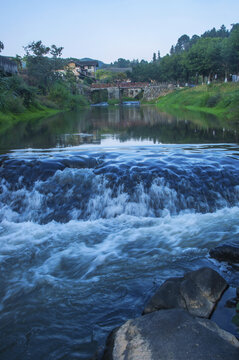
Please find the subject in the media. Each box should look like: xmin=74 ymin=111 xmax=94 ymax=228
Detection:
xmin=111 ymin=24 xmax=239 ymax=84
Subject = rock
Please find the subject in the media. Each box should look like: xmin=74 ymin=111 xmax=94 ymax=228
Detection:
xmin=210 ymin=244 xmax=239 ymax=263
xmin=142 ymin=277 xmax=186 ymax=315
xmin=143 ymin=267 xmax=228 ymax=318
xmin=180 ymin=267 xmax=228 ymax=317
xmin=103 ymin=309 xmax=239 ymax=360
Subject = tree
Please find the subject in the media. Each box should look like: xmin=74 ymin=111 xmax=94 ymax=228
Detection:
xmin=24 ymin=40 xmax=64 ymax=93
xmin=113 ymin=58 xmax=131 ymax=68
xmin=50 ymin=45 xmax=64 ymax=58
xmin=24 ymin=40 xmax=50 ymax=56
xmin=218 ymin=25 xmax=229 ymax=38
xmin=175 ymin=34 xmax=190 ymax=53
xmin=0 ymin=41 xmax=4 ymax=53
xmin=153 ymin=52 xmax=156 ymax=62
xmin=190 ymin=35 xmax=200 ymax=47
xmin=229 ymin=23 xmax=239 ymax=73
xmin=187 ymin=38 xmax=222 ymax=83
xmin=170 ymin=45 xmax=175 ymax=55
xmin=202 ymin=25 xmax=229 ymax=39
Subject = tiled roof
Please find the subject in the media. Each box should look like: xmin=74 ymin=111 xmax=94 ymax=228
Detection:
xmin=91 ymin=82 xmax=149 ymax=89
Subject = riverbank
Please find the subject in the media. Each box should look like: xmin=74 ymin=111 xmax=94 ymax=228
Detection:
xmin=0 ymin=93 xmax=90 ymax=135
xmin=156 ymin=83 xmax=239 ymax=120
xmin=0 ymin=106 xmax=62 ymax=134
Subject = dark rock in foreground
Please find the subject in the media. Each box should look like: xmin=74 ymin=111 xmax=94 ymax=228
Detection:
xmin=143 ymin=267 xmax=228 ymax=318
xmin=210 ymin=244 xmax=239 ymax=263
xmin=102 ymin=267 xmax=238 ymax=360
xmin=103 ymin=309 xmax=239 ymax=360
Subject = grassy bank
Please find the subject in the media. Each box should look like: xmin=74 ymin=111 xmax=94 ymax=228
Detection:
xmin=156 ymin=83 xmax=239 ymax=120
xmin=0 ymin=105 xmax=62 ymax=135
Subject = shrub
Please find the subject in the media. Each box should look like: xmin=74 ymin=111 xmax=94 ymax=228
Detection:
xmin=49 ymin=82 xmax=71 ymax=108
xmin=108 ymin=99 xmax=120 ymax=105
xmin=68 ymin=94 xmax=89 ymax=110
xmin=4 ymin=96 xmax=25 ymax=113
xmin=37 ymin=95 xmax=58 ymax=109
xmin=91 ymin=89 xmax=108 ymax=103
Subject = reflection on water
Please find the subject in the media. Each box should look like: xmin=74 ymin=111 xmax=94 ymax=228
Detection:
xmin=0 ymin=105 xmax=238 ymax=151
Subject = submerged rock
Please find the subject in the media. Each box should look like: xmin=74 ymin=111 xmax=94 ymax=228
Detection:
xmin=103 ymin=309 xmax=239 ymax=360
xmin=210 ymin=244 xmax=239 ymax=263
xmin=143 ymin=267 xmax=228 ymax=318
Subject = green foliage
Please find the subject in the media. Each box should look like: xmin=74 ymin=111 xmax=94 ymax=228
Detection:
xmin=156 ymin=83 xmax=239 ymax=120
xmin=49 ymin=82 xmax=70 ymax=108
xmin=96 ymin=69 xmax=127 ymax=83
xmin=91 ymin=89 xmax=108 ymax=104
xmin=83 ymin=77 xmax=94 ymax=85
xmin=4 ymin=96 xmax=25 ymax=114
xmin=108 ymin=99 xmax=120 ymax=105
xmin=0 ymin=40 xmax=90 ymax=126
xmin=112 ymin=58 xmax=131 ymax=68
xmin=67 ymin=94 xmax=89 ymax=109
xmin=23 ymin=41 xmax=65 ymax=94
xmin=49 ymin=81 xmax=89 ymax=110
xmin=206 ymin=93 xmax=221 ymax=107
xmin=129 ymin=23 xmax=239 ymax=84
xmin=0 ymin=75 xmax=37 ymax=113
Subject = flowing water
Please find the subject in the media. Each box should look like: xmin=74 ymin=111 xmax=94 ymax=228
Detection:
xmin=0 ymin=106 xmax=239 ymax=359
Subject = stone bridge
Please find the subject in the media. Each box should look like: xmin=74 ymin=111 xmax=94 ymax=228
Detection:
xmin=90 ymin=82 xmax=176 ymax=101
xmin=91 ymin=82 xmax=149 ymax=100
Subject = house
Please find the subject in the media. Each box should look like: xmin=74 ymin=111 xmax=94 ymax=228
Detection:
xmin=66 ymin=60 xmax=99 ymax=78
xmin=77 ymin=60 xmax=99 ymax=77
xmin=0 ymin=56 xmax=18 ymax=75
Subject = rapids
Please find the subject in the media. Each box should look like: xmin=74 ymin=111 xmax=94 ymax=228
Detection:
xmin=0 ymin=106 xmax=239 ymax=359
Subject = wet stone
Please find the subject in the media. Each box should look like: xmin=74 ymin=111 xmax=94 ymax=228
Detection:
xmin=103 ymin=309 xmax=239 ymax=360
xmin=143 ymin=267 xmax=228 ymax=318
xmin=210 ymin=244 xmax=239 ymax=264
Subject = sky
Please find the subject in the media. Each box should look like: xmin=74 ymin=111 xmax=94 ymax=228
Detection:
xmin=1 ymin=0 xmax=239 ymax=63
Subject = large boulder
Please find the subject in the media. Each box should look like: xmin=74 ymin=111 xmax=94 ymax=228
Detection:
xmin=143 ymin=267 xmax=228 ymax=318
xmin=103 ymin=309 xmax=239 ymax=360
xmin=210 ymin=244 xmax=239 ymax=263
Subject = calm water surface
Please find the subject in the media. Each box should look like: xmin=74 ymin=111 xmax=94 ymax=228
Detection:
xmin=0 ymin=106 xmax=239 ymax=359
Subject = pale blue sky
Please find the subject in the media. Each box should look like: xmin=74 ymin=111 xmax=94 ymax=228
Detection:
xmin=1 ymin=0 xmax=239 ymax=63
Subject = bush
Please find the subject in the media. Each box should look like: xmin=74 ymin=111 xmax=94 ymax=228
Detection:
xmin=5 ymin=75 xmax=36 ymax=107
xmin=68 ymin=94 xmax=89 ymax=110
xmin=49 ymin=82 xmax=70 ymax=108
xmin=83 ymin=77 xmax=94 ymax=85
xmin=37 ymin=95 xmax=58 ymax=109
xmin=108 ymin=99 xmax=120 ymax=105
xmin=49 ymin=82 xmax=89 ymax=110
xmin=4 ymin=96 xmax=25 ymax=113
xmin=91 ymin=89 xmax=108 ymax=103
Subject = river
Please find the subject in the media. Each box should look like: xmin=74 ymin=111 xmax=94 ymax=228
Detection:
xmin=0 ymin=105 xmax=239 ymax=359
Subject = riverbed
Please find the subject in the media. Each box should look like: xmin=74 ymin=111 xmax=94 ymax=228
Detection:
xmin=0 ymin=105 xmax=239 ymax=359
